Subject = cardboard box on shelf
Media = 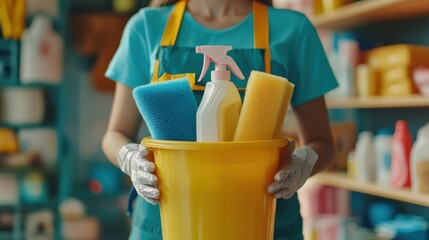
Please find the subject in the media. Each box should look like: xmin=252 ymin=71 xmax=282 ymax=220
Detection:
xmin=367 ymin=45 xmax=429 ymax=71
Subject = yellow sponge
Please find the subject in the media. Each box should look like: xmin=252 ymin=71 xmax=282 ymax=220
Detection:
xmin=233 ymin=71 xmax=294 ymax=141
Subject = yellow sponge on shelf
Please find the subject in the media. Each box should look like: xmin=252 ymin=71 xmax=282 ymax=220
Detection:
xmin=234 ymin=71 xmax=294 ymax=141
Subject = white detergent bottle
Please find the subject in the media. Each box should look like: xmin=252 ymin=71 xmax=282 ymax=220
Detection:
xmin=374 ymin=129 xmax=393 ymax=186
xmin=355 ymin=131 xmax=376 ymax=183
xmin=20 ymin=15 xmax=63 ymax=84
xmin=196 ymin=46 xmax=244 ymax=142
xmin=411 ymin=123 xmax=429 ymax=193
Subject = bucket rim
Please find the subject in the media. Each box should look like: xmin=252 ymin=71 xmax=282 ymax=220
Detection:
xmin=141 ymin=137 xmax=290 ymax=150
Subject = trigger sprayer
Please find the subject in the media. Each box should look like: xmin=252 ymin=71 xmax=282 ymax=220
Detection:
xmin=196 ymin=46 xmax=245 ymax=82
xmin=195 ymin=45 xmax=244 ymax=142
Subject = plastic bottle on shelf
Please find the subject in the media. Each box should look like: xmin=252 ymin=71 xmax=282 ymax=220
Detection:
xmin=0 ymin=88 xmax=45 ymax=125
xmin=347 ymin=150 xmax=356 ymax=179
xmin=411 ymin=123 xmax=429 ymax=193
xmin=113 ymin=0 xmax=136 ymax=13
xmin=195 ymin=46 xmax=244 ymax=142
xmin=413 ymin=67 xmax=429 ymax=96
xmin=390 ymin=120 xmax=413 ymax=188
xmin=26 ymin=0 xmax=58 ymax=17
xmin=20 ymin=15 xmax=63 ymax=84
xmin=374 ymin=129 xmax=393 ymax=186
xmin=355 ymin=131 xmax=376 ymax=183
xmin=336 ymin=37 xmax=359 ymax=98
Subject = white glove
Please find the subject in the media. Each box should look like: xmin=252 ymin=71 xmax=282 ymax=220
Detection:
xmin=268 ymin=141 xmax=318 ymax=199
xmin=117 ymin=143 xmax=159 ymax=204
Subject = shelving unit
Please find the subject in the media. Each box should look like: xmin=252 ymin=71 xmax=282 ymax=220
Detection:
xmin=0 ymin=1 xmax=70 ymax=239
xmin=310 ymin=0 xmax=429 ymax=29
xmin=326 ymin=95 xmax=429 ymax=109
xmin=307 ymin=0 xmax=429 ymax=223
xmin=310 ymin=171 xmax=429 ymax=207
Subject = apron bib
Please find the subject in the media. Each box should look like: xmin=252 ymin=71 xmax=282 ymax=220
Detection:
xmin=129 ymin=1 xmax=303 ymax=239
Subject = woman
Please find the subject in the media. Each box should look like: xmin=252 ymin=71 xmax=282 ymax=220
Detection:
xmin=102 ymin=0 xmax=337 ymax=239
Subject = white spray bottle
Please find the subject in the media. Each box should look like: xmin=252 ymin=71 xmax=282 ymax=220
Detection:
xmin=196 ymin=46 xmax=244 ymax=142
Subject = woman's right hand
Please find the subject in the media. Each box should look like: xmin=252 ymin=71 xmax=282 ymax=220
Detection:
xmin=117 ymin=143 xmax=160 ymax=204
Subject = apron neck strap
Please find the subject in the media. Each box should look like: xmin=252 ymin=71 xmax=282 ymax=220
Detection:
xmin=253 ymin=1 xmax=271 ymax=73
xmin=160 ymin=0 xmax=271 ymax=73
xmin=160 ymin=0 xmax=187 ymax=47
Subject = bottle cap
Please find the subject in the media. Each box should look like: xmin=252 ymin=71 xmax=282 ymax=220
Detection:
xmin=376 ymin=128 xmax=394 ymax=136
xmin=395 ymin=120 xmax=409 ymax=132
xmin=418 ymin=123 xmax=429 ymax=138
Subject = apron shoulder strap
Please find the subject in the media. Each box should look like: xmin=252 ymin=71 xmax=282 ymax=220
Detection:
xmin=253 ymin=1 xmax=271 ymax=74
xmin=160 ymin=0 xmax=187 ymax=47
xmin=158 ymin=0 xmax=271 ymax=73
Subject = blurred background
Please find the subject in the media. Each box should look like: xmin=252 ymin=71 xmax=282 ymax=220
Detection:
xmin=1 ymin=0 xmax=429 ymax=239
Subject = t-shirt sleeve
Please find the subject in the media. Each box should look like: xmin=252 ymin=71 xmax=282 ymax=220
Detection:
xmin=289 ymin=16 xmax=338 ymax=106
xmin=105 ymin=13 xmax=151 ymax=88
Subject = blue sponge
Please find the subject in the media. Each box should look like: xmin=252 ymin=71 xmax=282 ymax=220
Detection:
xmin=132 ymin=78 xmax=197 ymax=141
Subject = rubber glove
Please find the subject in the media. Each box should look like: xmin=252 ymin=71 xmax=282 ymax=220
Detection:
xmin=117 ymin=143 xmax=159 ymax=204
xmin=268 ymin=141 xmax=318 ymax=199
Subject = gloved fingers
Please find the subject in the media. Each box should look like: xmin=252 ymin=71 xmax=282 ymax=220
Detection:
xmin=282 ymin=191 xmax=295 ymax=200
xmin=138 ymin=144 xmax=148 ymax=154
xmin=274 ymin=170 xmax=286 ymax=182
xmin=136 ymin=183 xmax=160 ymax=200
xmin=143 ymin=196 xmax=159 ymax=205
xmin=137 ymin=172 xmax=158 ymax=185
xmin=274 ymin=168 xmax=296 ymax=182
xmin=286 ymin=140 xmax=296 ymax=155
xmin=118 ymin=144 xmax=145 ymax=175
xmin=139 ymin=144 xmax=156 ymax=162
xmin=118 ymin=144 xmax=139 ymax=163
xmin=268 ymin=175 xmax=300 ymax=194
xmin=137 ymin=159 xmax=155 ymax=173
xmin=268 ymin=181 xmax=283 ymax=193
xmin=274 ymin=188 xmax=292 ymax=199
xmin=283 ymin=178 xmax=300 ymax=192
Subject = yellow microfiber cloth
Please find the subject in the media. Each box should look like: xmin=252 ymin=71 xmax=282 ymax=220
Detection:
xmin=233 ymin=71 xmax=295 ymax=141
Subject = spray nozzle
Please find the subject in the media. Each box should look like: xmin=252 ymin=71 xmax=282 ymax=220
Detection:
xmin=196 ymin=45 xmax=245 ymax=82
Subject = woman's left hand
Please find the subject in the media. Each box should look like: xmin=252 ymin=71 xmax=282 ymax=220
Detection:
xmin=268 ymin=141 xmax=318 ymax=199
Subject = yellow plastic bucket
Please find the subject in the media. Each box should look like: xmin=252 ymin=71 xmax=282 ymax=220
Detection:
xmin=142 ymin=137 xmax=289 ymax=240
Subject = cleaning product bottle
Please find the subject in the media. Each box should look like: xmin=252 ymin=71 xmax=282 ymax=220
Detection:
xmin=113 ymin=0 xmax=136 ymax=13
xmin=196 ymin=46 xmax=244 ymax=142
xmin=374 ymin=129 xmax=393 ymax=186
xmin=355 ymin=131 xmax=376 ymax=183
xmin=20 ymin=15 xmax=63 ymax=84
xmin=411 ymin=123 xmax=429 ymax=193
xmin=391 ymin=120 xmax=412 ymax=188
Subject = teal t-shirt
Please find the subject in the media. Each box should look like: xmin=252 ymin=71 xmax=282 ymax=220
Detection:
xmin=106 ymin=5 xmax=338 ymax=106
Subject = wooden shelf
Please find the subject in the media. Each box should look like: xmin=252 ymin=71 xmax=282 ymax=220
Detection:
xmin=0 ymin=82 xmax=60 ymax=88
xmin=0 ymin=201 xmax=57 ymax=211
xmin=309 ymin=171 xmax=429 ymax=207
xmin=326 ymin=95 xmax=429 ymax=109
xmin=310 ymin=0 xmax=429 ymax=30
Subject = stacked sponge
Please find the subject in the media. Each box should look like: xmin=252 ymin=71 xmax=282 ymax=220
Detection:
xmin=234 ymin=71 xmax=295 ymax=141
xmin=132 ymin=78 xmax=197 ymax=141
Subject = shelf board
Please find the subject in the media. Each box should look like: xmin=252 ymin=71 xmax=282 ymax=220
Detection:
xmin=0 ymin=201 xmax=57 ymax=211
xmin=0 ymin=167 xmax=56 ymax=176
xmin=326 ymin=95 xmax=429 ymax=109
xmin=0 ymin=123 xmax=56 ymax=129
xmin=310 ymin=0 xmax=429 ymax=30
xmin=309 ymin=171 xmax=429 ymax=207
xmin=0 ymin=82 xmax=60 ymax=88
